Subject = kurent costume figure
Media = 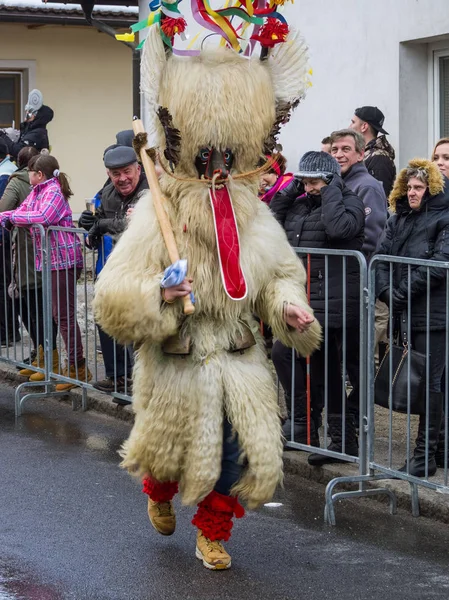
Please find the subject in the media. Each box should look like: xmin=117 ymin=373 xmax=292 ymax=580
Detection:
xmin=94 ymin=1 xmax=321 ymax=570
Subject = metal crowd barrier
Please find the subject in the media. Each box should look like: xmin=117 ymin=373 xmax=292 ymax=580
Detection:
xmin=315 ymin=254 xmax=449 ymax=524
xmin=366 ymin=255 xmax=449 ymax=509
xmin=279 ymin=248 xmax=397 ymax=524
xmin=0 ymin=225 xmax=133 ymax=415
xmin=2 ymin=225 xmax=449 ymax=526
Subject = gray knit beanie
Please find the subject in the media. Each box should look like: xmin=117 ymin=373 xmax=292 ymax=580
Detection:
xmin=296 ymin=151 xmax=341 ymax=179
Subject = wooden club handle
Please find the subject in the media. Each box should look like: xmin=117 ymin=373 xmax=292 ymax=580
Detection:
xmin=132 ymin=118 xmax=195 ymax=315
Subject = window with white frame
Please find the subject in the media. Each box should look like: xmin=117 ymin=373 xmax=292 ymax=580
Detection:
xmin=439 ymin=54 xmax=449 ymax=137
xmin=0 ymin=71 xmax=23 ymax=128
xmin=432 ymin=47 xmax=449 ymax=140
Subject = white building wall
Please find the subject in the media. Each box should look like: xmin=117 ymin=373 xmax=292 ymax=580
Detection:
xmin=139 ymin=0 xmax=449 ymax=171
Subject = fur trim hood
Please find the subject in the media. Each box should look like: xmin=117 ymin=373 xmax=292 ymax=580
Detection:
xmin=389 ymin=158 xmax=444 ymax=213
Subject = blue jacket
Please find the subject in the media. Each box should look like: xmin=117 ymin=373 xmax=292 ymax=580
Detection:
xmin=0 ymin=157 xmax=17 ymax=198
xmin=93 ymin=192 xmax=113 ymax=276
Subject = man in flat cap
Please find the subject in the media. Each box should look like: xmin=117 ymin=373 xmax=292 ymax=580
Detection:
xmin=349 ymin=106 xmax=396 ymax=197
xmin=79 ymin=146 xmax=148 ymax=244
xmin=78 ymin=145 xmax=148 ymax=400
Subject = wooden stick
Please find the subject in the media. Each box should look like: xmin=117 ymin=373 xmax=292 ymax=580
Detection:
xmin=132 ymin=118 xmax=195 ymax=315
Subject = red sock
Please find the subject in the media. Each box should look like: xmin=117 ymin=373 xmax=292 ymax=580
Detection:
xmin=192 ymin=490 xmax=245 ymax=542
xmin=142 ymin=477 xmax=178 ymax=502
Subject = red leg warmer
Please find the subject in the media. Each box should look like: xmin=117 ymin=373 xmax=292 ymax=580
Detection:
xmin=142 ymin=477 xmax=178 ymax=502
xmin=191 ymin=490 xmax=245 ymax=542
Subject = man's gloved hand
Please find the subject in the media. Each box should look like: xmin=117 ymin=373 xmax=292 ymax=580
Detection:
xmin=392 ymin=290 xmax=407 ymax=313
xmin=78 ymin=210 xmax=97 ymax=231
xmin=378 ymin=290 xmax=391 ymax=307
xmin=87 ymin=221 xmax=102 ymax=250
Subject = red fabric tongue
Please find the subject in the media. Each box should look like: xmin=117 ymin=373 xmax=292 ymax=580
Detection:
xmin=208 ymin=186 xmax=247 ymax=300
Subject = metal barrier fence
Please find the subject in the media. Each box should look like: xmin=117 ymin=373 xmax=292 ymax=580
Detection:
xmin=278 ymin=249 xmax=397 ymax=524
xmin=320 ymin=254 xmax=449 ymax=524
xmin=2 ymin=226 xmax=449 ymax=525
xmin=0 ymin=225 xmax=132 ymax=415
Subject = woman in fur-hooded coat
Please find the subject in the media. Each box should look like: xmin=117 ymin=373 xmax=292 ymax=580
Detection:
xmin=93 ymin=25 xmax=321 ymax=524
xmin=376 ymin=158 xmax=449 ymax=478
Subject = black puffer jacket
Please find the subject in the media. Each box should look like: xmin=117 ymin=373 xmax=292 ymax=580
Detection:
xmin=270 ymin=175 xmax=365 ymax=327
xmin=6 ymin=106 xmax=54 ymax=159
xmin=376 ymin=160 xmax=449 ymax=331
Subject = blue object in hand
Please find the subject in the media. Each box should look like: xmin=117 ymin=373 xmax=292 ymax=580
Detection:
xmin=160 ymin=259 xmax=195 ymax=304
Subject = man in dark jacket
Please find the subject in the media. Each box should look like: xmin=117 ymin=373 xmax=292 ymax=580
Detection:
xmin=331 ymin=128 xmax=389 ymax=422
xmin=349 ymin=106 xmax=396 ymax=197
xmin=0 ymin=90 xmax=53 ymax=160
xmin=330 ymin=129 xmax=387 ymax=258
xmin=80 ymin=146 xmax=149 ymax=244
xmin=270 ymin=151 xmax=365 ymax=463
xmin=78 ymin=146 xmax=149 ymax=399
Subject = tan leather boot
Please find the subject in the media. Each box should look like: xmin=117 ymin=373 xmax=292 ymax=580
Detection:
xmin=28 ymin=348 xmax=61 ymax=382
xmin=147 ymin=497 xmax=176 ymax=536
xmin=19 ymin=345 xmax=44 ymax=377
xmin=195 ymin=530 xmax=231 ymax=570
xmin=55 ymin=359 xmax=92 ymax=392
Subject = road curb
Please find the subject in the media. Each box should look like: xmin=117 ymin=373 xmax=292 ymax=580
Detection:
xmin=2 ymin=362 xmax=448 ymax=524
xmin=0 ymin=362 xmax=134 ymax=423
xmin=283 ymin=451 xmax=449 ymax=524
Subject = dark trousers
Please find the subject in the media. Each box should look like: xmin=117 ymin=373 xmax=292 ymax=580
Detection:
xmin=97 ymin=325 xmax=133 ymax=379
xmin=342 ymin=328 xmax=361 ymax=418
xmin=51 ymin=269 xmax=83 ymax=365
xmin=18 ymin=287 xmax=57 ymax=351
xmin=0 ymin=233 xmax=20 ymax=342
xmin=413 ymin=330 xmax=447 ymax=393
xmin=311 ymin=327 xmax=359 ymax=415
xmin=214 ymin=418 xmax=244 ymax=496
xmin=272 ymin=340 xmax=322 ymax=421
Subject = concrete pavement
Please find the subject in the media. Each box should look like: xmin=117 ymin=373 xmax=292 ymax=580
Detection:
xmin=1 ymin=382 xmax=449 ymax=600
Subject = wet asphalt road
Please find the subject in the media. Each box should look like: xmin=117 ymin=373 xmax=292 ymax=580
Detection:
xmin=1 ymin=384 xmax=449 ymax=600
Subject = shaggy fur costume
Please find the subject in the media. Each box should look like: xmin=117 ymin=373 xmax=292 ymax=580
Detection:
xmin=93 ymin=25 xmax=322 ymax=509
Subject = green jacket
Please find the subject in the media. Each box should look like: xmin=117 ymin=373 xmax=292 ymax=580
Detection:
xmin=0 ymin=168 xmax=41 ymax=290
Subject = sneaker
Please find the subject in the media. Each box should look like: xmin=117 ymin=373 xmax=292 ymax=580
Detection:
xmin=195 ymin=530 xmax=231 ymax=570
xmin=93 ymin=376 xmax=132 ymax=395
xmin=147 ymin=498 xmax=176 ymax=536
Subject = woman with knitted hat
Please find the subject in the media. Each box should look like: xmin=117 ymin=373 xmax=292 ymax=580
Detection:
xmin=271 ymin=151 xmax=365 ymax=460
xmin=376 ymin=159 xmax=449 ymax=477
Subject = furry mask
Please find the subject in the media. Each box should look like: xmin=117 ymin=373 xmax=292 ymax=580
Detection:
xmin=141 ymin=23 xmax=309 ymax=177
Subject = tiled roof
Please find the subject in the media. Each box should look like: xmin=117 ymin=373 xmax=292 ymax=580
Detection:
xmin=0 ymin=1 xmax=138 ymax=21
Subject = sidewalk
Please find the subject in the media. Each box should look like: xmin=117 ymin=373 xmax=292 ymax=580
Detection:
xmin=1 ymin=361 xmax=449 ymax=525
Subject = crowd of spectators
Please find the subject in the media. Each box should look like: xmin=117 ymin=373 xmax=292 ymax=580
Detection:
xmin=1 ymin=97 xmax=449 ymax=476
xmin=266 ymin=107 xmax=449 ymax=477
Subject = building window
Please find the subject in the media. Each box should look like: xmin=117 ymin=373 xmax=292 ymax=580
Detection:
xmin=439 ymin=55 xmax=449 ymax=137
xmin=0 ymin=72 xmax=21 ymax=128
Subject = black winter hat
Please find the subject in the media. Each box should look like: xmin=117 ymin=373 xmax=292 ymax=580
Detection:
xmin=355 ymin=106 xmax=388 ymax=135
xmin=296 ymin=151 xmax=341 ymax=179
